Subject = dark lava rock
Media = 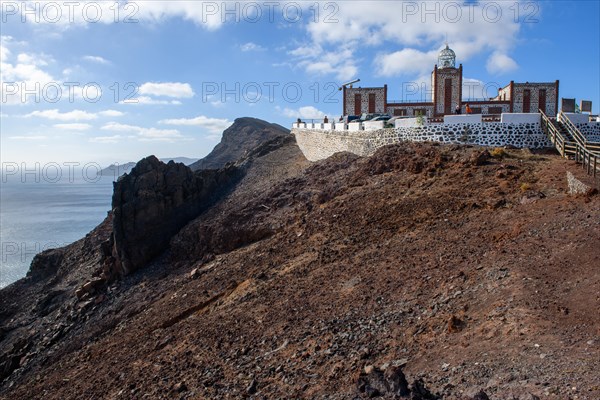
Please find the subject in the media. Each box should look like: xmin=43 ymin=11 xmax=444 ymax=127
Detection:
xmin=109 ymin=156 xmax=243 ymax=276
xmin=472 ymin=390 xmax=490 ymax=400
xmin=471 ymin=150 xmax=491 ymax=166
xmin=357 ymin=365 xmax=438 ymax=399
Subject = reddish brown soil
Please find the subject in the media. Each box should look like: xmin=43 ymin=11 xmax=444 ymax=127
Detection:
xmin=1 ymin=142 xmax=599 ymax=399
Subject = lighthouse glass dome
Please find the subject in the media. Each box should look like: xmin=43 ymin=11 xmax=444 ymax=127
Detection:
xmin=438 ymin=45 xmax=456 ymax=68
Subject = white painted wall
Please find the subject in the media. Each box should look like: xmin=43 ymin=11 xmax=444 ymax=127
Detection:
xmin=501 ymin=113 xmax=541 ymax=124
xmin=333 ymin=123 xmax=347 ymax=131
xmin=363 ymin=121 xmax=385 ymax=130
xmin=444 ymin=114 xmax=482 ymax=124
xmin=395 ymin=117 xmax=422 ymax=127
xmin=348 ymin=122 xmax=363 ymax=131
xmin=560 ymin=112 xmax=590 ymax=124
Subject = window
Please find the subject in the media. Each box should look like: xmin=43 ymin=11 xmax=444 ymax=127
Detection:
xmin=393 ymin=109 xmax=407 ymax=116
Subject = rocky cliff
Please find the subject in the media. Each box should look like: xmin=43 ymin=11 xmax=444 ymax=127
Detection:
xmin=189 ymin=117 xmax=290 ymax=171
xmin=108 ymin=156 xmax=243 ymax=277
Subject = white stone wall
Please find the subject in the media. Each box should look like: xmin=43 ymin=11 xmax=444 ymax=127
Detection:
xmin=560 ymin=113 xmax=589 ymax=124
xmin=576 ymin=122 xmax=600 ymax=142
xmin=293 ymin=122 xmax=553 ymax=161
xmin=444 ymin=115 xmax=482 ymax=124
xmin=395 ymin=117 xmax=427 ymax=127
xmin=363 ymin=121 xmax=386 ymax=130
xmin=501 ymin=113 xmax=541 ymax=124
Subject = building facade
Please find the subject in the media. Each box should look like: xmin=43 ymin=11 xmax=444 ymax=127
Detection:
xmin=343 ymin=45 xmax=559 ymax=118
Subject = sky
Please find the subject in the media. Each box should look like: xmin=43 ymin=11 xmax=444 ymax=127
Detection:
xmin=1 ymin=0 xmax=599 ymax=165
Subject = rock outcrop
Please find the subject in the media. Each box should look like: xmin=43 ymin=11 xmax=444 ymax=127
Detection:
xmin=26 ymin=248 xmax=65 ymax=281
xmin=108 ymin=156 xmax=243 ymax=276
xmin=189 ymin=117 xmax=289 ymax=171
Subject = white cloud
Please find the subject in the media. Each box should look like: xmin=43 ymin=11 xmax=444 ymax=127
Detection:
xmin=53 ymin=123 xmax=92 ymax=130
xmin=101 ymin=122 xmax=183 ymax=142
xmin=0 ymin=36 xmax=10 ymax=62
xmin=83 ymin=55 xmax=110 ymax=64
xmin=137 ymin=128 xmax=182 ymax=141
xmin=293 ymin=1 xmax=523 ymax=80
xmin=1 ymin=38 xmax=57 ymax=105
xmin=281 ymin=106 xmax=327 ymax=120
xmin=8 ymin=135 xmax=48 ymax=140
xmin=99 ymin=109 xmax=124 ymax=117
xmin=121 ymin=96 xmax=182 ymax=105
xmin=16 ymin=52 xmax=48 ymax=66
xmin=462 ymin=77 xmax=502 ymax=100
xmin=90 ymin=135 xmax=123 ymax=144
xmin=139 ymin=82 xmax=194 ymax=98
xmin=101 ymin=122 xmax=139 ymax=132
xmin=132 ymin=1 xmax=228 ymax=31
xmin=288 ymin=43 xmax=359 ymax=81
xmin=375 ymin=48 xmax=438 ymax=77
xmin=0 ymin=2 xmax=257 ymax=30
xmin=25 ymin=109 xmax=98 ymax=121
xmin=240 ymin=42 xmax=266 ymax=52
xmin=159 ymin=115 xmax=232 ymax=134
xmin=486 ymin=52 xmax=518 ymax=75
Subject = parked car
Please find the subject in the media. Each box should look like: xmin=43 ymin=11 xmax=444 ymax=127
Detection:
xmin=359 ymin=113 xmax=390 ymax=121
xmin=370 ymin=115 xmax=391 ymax=122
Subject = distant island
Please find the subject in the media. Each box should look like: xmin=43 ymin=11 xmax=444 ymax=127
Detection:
xmin=99 ymin=157 xmax=199 ymax=178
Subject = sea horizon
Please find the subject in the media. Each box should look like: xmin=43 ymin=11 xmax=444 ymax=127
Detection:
xmin=0 ymin=170 xmax=115 ymax=288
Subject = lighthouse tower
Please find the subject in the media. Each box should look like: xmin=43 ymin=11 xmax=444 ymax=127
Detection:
xmin=432 ymin=44 xmax=463 ymax=116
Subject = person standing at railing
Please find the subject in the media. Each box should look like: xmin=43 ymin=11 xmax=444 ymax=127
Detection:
xmin=465 ymin=104 xmax=472 ymax=114
xmin=324 ymin=116 xmax=329 ymax=123
xmin=455 ymin=104 xmax=461 ymax=115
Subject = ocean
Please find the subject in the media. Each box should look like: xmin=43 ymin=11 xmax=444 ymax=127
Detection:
xmin=0 ymin=173 xmax=115 ymax=288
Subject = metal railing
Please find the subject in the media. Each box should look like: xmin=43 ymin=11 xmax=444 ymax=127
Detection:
xmin=387 ymin=99 xmax=431 ymax=104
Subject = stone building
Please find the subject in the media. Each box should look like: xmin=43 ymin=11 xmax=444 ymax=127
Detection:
xmin=343 ymin=45 xmax=559 ymax=118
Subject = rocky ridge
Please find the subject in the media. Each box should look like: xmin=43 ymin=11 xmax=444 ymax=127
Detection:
xmin=189 ymin=117 xmax=290 ymax=171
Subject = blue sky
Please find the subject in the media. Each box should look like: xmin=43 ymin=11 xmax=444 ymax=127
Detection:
xmin=1 ymin=0 xmax=599 ymax=165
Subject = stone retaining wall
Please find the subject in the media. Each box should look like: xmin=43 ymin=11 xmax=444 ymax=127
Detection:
xmin=576 ymin=123 xmax=600 ymax=142
xmin=294 ymin=122 xmax=552 ymax=161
